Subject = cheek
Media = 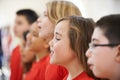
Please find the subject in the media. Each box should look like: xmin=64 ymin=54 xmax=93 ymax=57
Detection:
xmin=52 ymin=42 xmax=65 ymax=62
xmin=28 ymin=53 xmax=35 ymax=60
xmin=53 ymin=42 xmax=64 ymax=55
xmin=29 ymin=38 xmax=38 ymax=50
xmin=93 ymin=50 xmax=108 ymax=69
xmin=53 ymin=41 xmax=75 ymax=64
xmin=93 ymin=49 xmax=116 ymax=75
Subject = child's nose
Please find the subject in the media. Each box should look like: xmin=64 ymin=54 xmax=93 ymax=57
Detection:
xmin=85 ymin=48 xmax=92 ymax=58
xmin=49 ymin=39 xmax=53 ymax=47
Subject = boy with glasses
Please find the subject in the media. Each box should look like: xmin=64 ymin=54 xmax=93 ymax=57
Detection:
xmin=86 ymin=14 xmax=120 ymax=80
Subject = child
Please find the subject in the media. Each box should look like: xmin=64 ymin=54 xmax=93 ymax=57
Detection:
xmin=86 ymin=14 xmax=120 ymax=80
xmin=21 ymin=30 xmax=36 ymax=79
xmin=10 ymin=9 xmax=38 ymax=80
xmin=25 ymin=1 xmax=83 ymax=80
xmin=49 ymin=16 xmax=94 ymax=80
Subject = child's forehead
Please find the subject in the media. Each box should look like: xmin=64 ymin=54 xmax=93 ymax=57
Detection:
xmin=56 ymin=20 xmax=69 ymax=29
xmin=92 ymin=28 xmax=108 ymax=42
xmin=16 ymin=15 xmax=29 ymax=22
xmin=30 ymin=23 xmax=39 ymax=31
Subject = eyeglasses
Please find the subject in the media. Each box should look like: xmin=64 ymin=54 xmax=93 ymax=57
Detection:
xmin=89 ymin=43 xmax=120 ymax=50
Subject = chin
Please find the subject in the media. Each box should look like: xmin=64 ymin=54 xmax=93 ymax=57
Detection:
xmin=50 ymin=58 xmax=57 ymax=64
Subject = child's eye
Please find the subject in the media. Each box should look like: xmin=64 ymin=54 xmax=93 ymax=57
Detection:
xmin=33 ymin=33 xmax=38 ymax=37
xmin=43 ymin=13 xmax=48 ymax=17
xmin=55 ymin=38 xmax=60 ymax=40
xmin=55 ymin=37 xmax=60 ymax=41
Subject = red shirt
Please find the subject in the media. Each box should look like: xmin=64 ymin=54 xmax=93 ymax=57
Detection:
xmin=24 ymin=55 xmax=49 ymax=80
xmin=10 ymin=46 xmax=23 ymax=80
xmin=45 ymin=56 xmax=68 ymax=80
xmin=63 ymin=72 xmax=94 ymax=80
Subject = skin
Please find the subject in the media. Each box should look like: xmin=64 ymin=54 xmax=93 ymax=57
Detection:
xmin=49 ymin=20 xmax=84 ymax=80
xmin=86 ymin=27 xmax=120 ymax=79
xmin=26 ymin=22 xmax=49 ymax=61
xmin=14 ymin=15 xmax=30 ymax=38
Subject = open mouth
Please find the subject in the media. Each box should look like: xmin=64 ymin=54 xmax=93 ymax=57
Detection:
xmin=87 ymin=60 xmax=94 ymax=70
xmin=50 ymin=48 xmax=54 ymax=57
xmin=26 ymin=41 xmax=31 ymax=46
xmin=50 ymin=50 xmax=54 ymax=54
xmin=89 ymin=64 xmax=94 ymax=70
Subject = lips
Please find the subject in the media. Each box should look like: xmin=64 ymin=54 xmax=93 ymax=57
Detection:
xmin=50 ymin=48 xmax=54 ymax=57
xmin=50 ymin=50 xmax=54 ymax=55
xmin=87 ymin=60 xmax=94 ymax=70
xmin=26 ymin=41 xmax=31 ymax=46
xmin=89 ymin=64 xmax=94 ymax=70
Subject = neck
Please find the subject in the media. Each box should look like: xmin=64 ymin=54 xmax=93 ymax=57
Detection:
xmin=64 ymin=58 xmax=84 ymax=80
xmin=109 ymin=65 xmax=120 ymax=80
xmin=110 ymin=74 xmax=120 ymax=80
xmin=36 ymin=49 xmax=49 ymax=62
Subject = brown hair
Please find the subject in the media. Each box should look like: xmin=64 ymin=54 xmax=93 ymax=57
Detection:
xmin=57 ymin=16 xmax=108 ymax=80
xmin=45 ymin=0 xmax=82 ymax=50
xmin=57 ymin=16 xmax=95 ymax=77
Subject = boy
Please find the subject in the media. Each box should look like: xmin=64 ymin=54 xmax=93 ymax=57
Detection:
xmin=86 ymin=14 xmax=120 ymax=80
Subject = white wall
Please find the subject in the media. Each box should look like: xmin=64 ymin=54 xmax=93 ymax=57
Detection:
xmin=0 ymin=0 xmax=49 ymax=27
xmin=81 ymin=0 xmax=120 ymax=21
xmin=0 ymin=0 xmax=120 ymax=27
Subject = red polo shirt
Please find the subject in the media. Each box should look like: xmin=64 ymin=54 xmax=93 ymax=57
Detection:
xmin=45 ymin=56 xmax=68 ymax=80
xmin=10 ymin=46 xmax=23 ymax=80
xmin=24 ymin=55 xmax=49 ymax=80
xmin=63 ymin=71 xmax=94 ymax=80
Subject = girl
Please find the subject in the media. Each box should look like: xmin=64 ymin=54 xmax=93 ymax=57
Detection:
xmin=49 ymin=16 xmax=94 ymax=80
xmin=37 ymin=0 xmax=83 ymax=80
xmin=24 ymin=21 xmax=50 ymax=80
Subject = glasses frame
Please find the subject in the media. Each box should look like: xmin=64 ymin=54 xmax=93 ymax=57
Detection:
xmin=89 ymin=43 xmax=120 ymax=49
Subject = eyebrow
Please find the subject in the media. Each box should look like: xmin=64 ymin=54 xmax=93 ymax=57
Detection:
xmin=55 ymin=32 xmax=62 ymax=37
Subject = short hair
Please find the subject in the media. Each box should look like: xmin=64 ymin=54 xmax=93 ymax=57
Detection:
xmin=57 ymin=16 xmax=95 ymax=77
xmin=96 ymin=14 xmax=120 ymax=43
xmin=16 ymin=9 xmax=39 ymax=24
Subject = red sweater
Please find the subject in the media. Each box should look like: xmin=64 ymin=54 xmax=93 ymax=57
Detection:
xmin=24 ymin=55 xmax=49 ymax=80
xmin=45 ymin=56 xmax=68 ymax=80
xmin=24 ymin=55 xmax=68 ymax=80
xmin=63 ymin=72 xmax=94 ymax=80
xmin=10 ymin=46 xmax=23 ymax=80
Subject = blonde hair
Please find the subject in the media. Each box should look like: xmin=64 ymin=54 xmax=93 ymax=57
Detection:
xmin=46 ymin=0 xmax=82 ymax=24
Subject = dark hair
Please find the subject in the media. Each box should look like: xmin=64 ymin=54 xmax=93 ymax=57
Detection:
xmin=57 ymin=16 xmax=95 ymax=78
xmin=57 ymin=16 xmax=109 ymax=80
xmin=96 ymin=14 xmax=120 ymax=43
xmin=16 ymin=9 xmax=39 ymax=24
xmin=23 ymin=58 xmax=35 ymax=73
xmin=23 ymin=30 xmax=29 ymax=41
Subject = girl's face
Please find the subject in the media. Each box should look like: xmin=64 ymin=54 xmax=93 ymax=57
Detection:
xmin=26 ymin=22 xmax=46 ymax=52
xmin=14 ymin=15 xmax=30 ymax=38
xmin=86 ymin=27 xmax=119 ymax=79
xmin=21 ymin=47 xmax=35 ymax=63
xmin=49 ymin=20 xmax=76 ymax=66
xmin=37 ymin=10 xmax=54 ymax=40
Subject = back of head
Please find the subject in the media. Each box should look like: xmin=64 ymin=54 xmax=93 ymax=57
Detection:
xmin=16 ymin=9 xmax=39 ymax=24
xmin=46 ymin=0 xmax=82 ymax=24
xmin=57 ymin=16 xmax=95 ymax=78
xmin=96 ymin=14 xmax=120 ymax=43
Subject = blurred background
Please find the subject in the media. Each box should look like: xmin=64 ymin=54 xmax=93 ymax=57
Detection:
xmin=0 ymin=0 xmax=120 ymax=80
xmin=0 ymin=0 xmax=120 ymax=27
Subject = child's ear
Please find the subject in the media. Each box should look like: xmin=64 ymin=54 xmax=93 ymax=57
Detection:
xmin=115 ymin=45 xmax=120 ymax=63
